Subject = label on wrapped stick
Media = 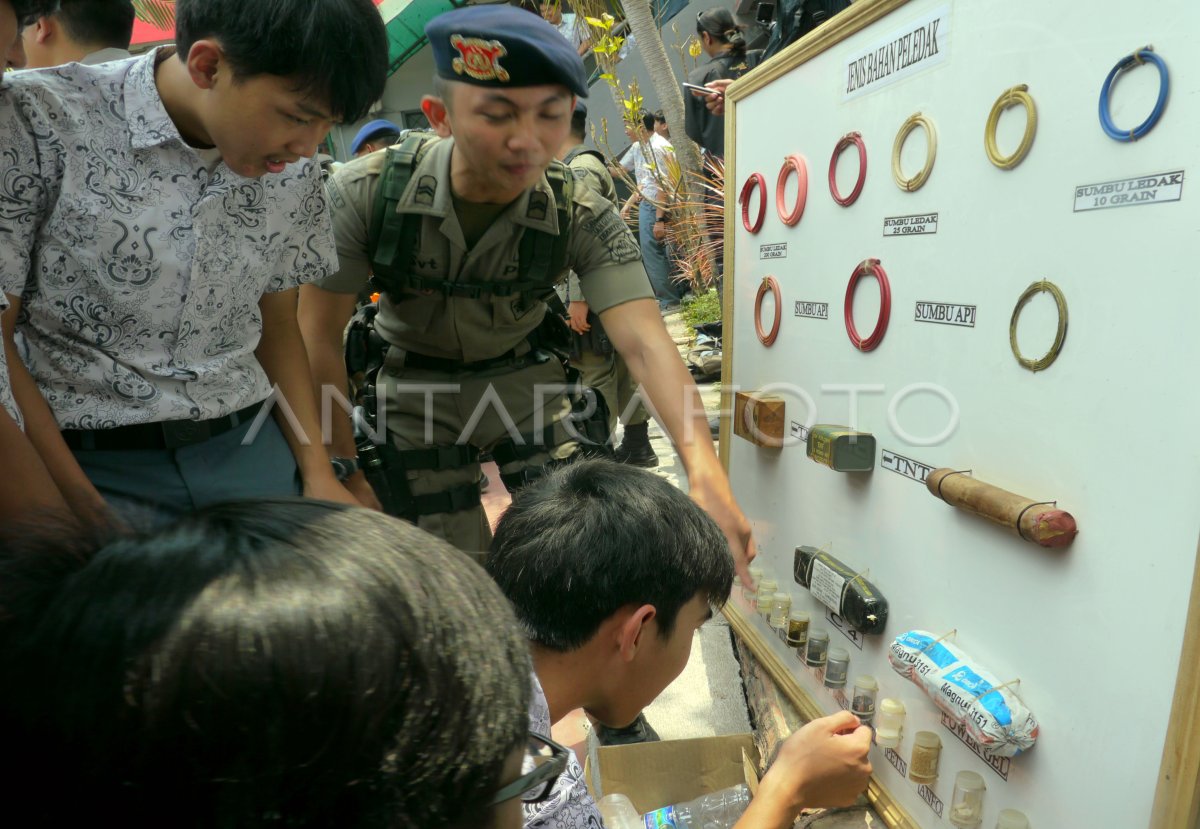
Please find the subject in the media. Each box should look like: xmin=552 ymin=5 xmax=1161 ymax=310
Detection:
xmin=888 ymin=630 xmax=1038 ymax=757
xmin=793 ymin=546 xmax=889 ymax=634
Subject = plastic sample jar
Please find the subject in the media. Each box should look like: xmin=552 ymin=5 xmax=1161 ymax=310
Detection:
xmin=805 ymin=629 xmax=830 ymax=667
xmin=769 ymin=593 xmax=792 ymax=630
xmin=786 ymin=610 xmax=810 ymax=649
xmin=995 ymin=809 xmax=1029 ymax=829
xmin=874 ymin=698 xmax=905 ymax=748
xmin=756 ymin=579 xmax=778 ymax=618
xmin=909 ymin=731 xmax=942 ymax=784
xmin=825 ymin=646 xmax=850 ymax=688
xmin=851 ymin=675 xmax=878 ymax=723
xmin=949 ymin=771 xmax=987 ymax=828
xmin=743 ymin=566 xmax=764 ymax=603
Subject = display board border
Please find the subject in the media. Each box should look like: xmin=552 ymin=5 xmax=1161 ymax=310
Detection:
xmin=716 ymin=1 xmax=1200 ymax=826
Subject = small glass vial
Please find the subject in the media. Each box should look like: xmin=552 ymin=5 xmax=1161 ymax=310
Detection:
xmin=850 ymin=675 xmax=878 ymax=723
xmin=995 ymin=809 xmax=1029 ymax=829
xmin=824 ymin=646 xmax=850 ymax=688
xmin=874 ymin=698 xmax=905 ymax=748
xmin=743 ymin=565 xmax=764 ymax=604
xmin=949 ymin=770 xmax=986 ymax=828
xmin=805 ymin=629 xmax=830 ymax=667
xmin=909 ymin=731 xmax=942 ymax=784
xmin=786 ymin=610 xmax=810 ymax=649
xmin=756 ymin=579 xmax=778 ymax=618
xmin=769 ymin=593 xmax=792 ymax=631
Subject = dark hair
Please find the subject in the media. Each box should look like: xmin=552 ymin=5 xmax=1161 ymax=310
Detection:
xmin=487 ymin=460 xmax=733 ymax=652
xmin=570 ymin=107 xmax=586 ymax=139
xmin=52 ymin=0 xmax=134 ymax=49
xmin=0 ymin=500 xmax=531 ymax=828
xmin=12 ymin=0 xmax=59 ymax=25
xmin=175 ymin=0 xmax=389 ymax=123
xmin=696 ymin=7 xmax=747 ymax=57
xmin=653 ymin=109 xmax=667 ymax=124
xmin=640 ymin=109 xmax=655 ymax=133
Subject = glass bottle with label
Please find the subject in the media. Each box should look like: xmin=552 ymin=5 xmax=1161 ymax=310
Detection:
xmin=825 ymin=646 xmax=850 ymax=688
xmin=805 ymin=629 xmax=830 ymax=667
xmin=756 ymin=579 xmax=778 ymax=619
xmin=787 ymin=610 xmax=810 ymax=650
xmin=909 ymin=731 xmax=942 ymax=784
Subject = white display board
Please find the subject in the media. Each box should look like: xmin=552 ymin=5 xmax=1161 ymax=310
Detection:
xmin=721 ymin=1 xmax=1200 ymax=827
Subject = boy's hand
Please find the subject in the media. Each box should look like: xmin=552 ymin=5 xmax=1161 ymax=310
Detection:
xmin=760 ymin=711 xmax=873 ymax=811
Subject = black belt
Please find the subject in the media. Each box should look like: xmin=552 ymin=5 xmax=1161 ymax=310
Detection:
xmin=61 ymin=401 xmax=265 ymax=452
xmin=401 ymin=345 xmax=547 ymax=374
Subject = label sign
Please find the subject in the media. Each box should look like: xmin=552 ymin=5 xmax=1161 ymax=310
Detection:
xmin=794 ymin=301 xmax=829 ymax=319
xmin=759 ymin=242 xmax=788 ymax=259
xmin=940 ymin=712 xmax=1012 ymax=780
xmin=914 ymin=301 xmax=976 ymax=328
xmin=918 ymin=784 xmax=945 ymax=818
xmin=844 ymin=5 xmax=950 ymax=100
xmin=883 ymin=213 xmax=939 ymax=236
xmin=810 ymin=558 xmax=845 ymax=613
xmin=1073 ymin=170 xmax=1184 ymax=212
xmin=883 ymin=747 xmax=908 ymax=777
xmin=882 ymin=449 xmax=935 ymax=484
xmin=790 ymin=421 xmax=810 ymax=442
xmin=825 ymin=608 xmax=865 ymax=650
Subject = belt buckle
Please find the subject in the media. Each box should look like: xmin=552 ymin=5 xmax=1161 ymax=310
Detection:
xmin=161 ymin=419 xmax=212 ymax=449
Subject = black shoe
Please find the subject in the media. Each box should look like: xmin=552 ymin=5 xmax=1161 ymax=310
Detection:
xmin=613 ymin=423 xmax=658 ymax=468
xmin=595 ymin=713 xmax=660 ymax=746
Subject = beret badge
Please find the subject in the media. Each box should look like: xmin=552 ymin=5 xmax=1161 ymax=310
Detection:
xmin=450 ymin=34 xmax=511 ymax=82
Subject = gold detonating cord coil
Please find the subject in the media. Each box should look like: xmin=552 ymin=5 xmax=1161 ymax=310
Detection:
xmin=985 ymin=84 xmax=1037 ymax=169
xmin=1009 ymin=280 xmax=1068 ymax=372
xmin=891 ymin=112 xmax=937 ymax=192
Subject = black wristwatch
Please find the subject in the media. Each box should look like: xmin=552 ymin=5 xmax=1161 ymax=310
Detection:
xmin=331 ymin=456 xmax=360 ymax=481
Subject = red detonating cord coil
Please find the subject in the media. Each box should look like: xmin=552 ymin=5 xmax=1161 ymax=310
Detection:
xmin=755 ymin=276 xmax=782 ymax=346
xmin=775 ymin=154 xmax=809 ymax=226
xmin=844 ymin=258 xmax=891 ymax=351
xmin=829 ymin=132 xmax=867 ymax=206
xmin=740 ymin=173 xmax=766 ymax=233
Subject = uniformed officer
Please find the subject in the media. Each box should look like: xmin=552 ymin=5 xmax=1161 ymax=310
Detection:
xmin=557 ymin=101 xmax=657 ymax=467
xmin=298 ymin=4 xmax=754 ymax=580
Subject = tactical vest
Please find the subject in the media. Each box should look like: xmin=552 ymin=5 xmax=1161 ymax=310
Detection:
xmin=367 ymin=132 xmax=574 ymax=310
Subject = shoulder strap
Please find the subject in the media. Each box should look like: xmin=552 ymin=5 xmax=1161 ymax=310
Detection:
xmin=368 ymin=132 xmax=438 ymax=279
xmin=516 ymin=158 xmax=573 ymax=312
xmin=563 ymin=146 xmax=605 ymax=166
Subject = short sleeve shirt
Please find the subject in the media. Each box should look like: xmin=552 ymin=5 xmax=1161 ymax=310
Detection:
xmin=0 ymin=295 xmax=18 ymax=428
xmin=619 ymin=133 xmax=673 ymax=202
xmin=0 ymin=50 xmax=337 ymax=428
xmin=320 ymin=138 xmax=652 ymax=362
xmin=524 ymin=672 xmax=603 ymax=829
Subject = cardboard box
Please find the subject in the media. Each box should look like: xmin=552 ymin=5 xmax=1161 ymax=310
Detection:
xmin=585 ymin=733 xmax=760 ymax=815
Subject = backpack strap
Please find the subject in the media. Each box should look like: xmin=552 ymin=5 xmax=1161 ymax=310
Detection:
xmin=368 ymin=132 xmax=439 ymax=282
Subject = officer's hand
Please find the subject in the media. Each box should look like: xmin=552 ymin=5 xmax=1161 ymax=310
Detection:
xmin=303 ymin=474 xmax=369 ymax=508
xmin=692 ymin=79 xmax=733 ymax=116
xmin=344 ymin=471 xmax=384 ymax=511
xmin=758 ymin=711 xmax=873 ymax=813
xmin=688 ymin=477 xmax=756 ymax=586
xmin=568 ymin=301 xmax=591 ymax=334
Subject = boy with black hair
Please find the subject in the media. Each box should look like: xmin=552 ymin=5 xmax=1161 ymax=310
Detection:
xmin=488 ymin=460 xmax=873 ymax=829
xmin=0 ymin=0 xmax=389 ymax=523
xmin=21 ymin=0 xmax=134 ymax=67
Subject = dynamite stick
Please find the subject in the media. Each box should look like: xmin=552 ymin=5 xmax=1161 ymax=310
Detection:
xmin=925 ymin=468 xmax=1077 ymax=548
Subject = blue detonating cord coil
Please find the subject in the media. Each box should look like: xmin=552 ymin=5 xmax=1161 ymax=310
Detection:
xmin=1099 ymin=47 xmax=1169 ymax=142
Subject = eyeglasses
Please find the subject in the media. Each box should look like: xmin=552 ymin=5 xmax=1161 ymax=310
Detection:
xmin=489 ymin=732 xmax=570 ymax=806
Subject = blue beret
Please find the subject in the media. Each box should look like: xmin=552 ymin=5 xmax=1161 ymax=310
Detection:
xmin=350 ymin=119 xmax=401 ymax=155
xmin=426 ymin=5 xmax=588 ymax=98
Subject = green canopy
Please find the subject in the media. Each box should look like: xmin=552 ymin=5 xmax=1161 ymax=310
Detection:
xmin=381 ymin=0 xmax=467 ymax=73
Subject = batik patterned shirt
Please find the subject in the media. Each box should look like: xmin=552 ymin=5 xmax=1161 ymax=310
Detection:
xmin=525 ymin=672 xmax=604 ymax=829
xmin=0 ymin=49 xmax=336 ymax=429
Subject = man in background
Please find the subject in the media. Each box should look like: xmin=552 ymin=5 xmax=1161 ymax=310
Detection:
xmin=350 ymin=118 xmax=401 ymax=158
xmin=21 ymin=0 xmax=133 ymax=67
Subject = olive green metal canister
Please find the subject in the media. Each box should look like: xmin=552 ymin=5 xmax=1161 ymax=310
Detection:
xmin=806 ymin=425 xmax=876 ymax=472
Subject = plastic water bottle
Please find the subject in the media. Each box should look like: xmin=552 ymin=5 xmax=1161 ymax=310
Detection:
xmin=638 ymin=784 xmax=751 ymax=828
xmin=598 ymin=794 xmax=642 ymax=829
